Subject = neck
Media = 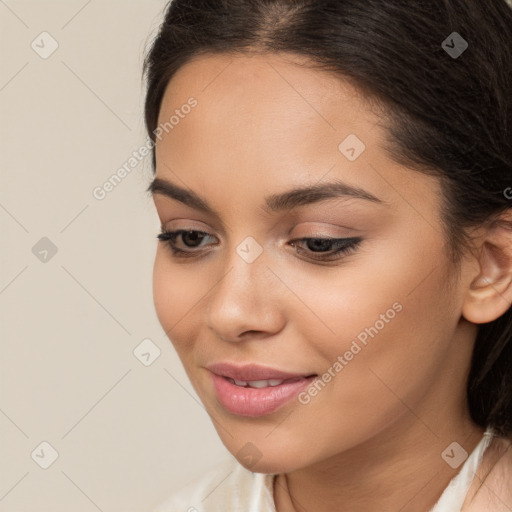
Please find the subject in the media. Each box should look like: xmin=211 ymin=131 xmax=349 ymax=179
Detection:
xmin=274 ymin=415 xmax=485 ymax=512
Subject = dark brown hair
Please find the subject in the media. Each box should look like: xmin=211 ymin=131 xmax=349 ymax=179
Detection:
xmin=143 ymin=0 xmax=512 ymax=437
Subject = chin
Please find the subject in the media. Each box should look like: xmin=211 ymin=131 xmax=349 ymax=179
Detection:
xmin=230 ymin=439 xmax=314 ymax=474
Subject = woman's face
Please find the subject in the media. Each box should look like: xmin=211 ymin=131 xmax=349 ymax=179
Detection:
xmin=150 ymin=52 xmax=478 ymax=473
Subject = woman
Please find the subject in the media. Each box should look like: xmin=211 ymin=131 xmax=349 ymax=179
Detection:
xmin=144 ymin=0 xmax=512 ymax=510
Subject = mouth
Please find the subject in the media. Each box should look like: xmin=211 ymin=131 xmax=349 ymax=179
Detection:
xmin=206 ymin=363 xmax=318 ymax=417
xmin=224 ymin=376 xmax=315 ymax=388
xmin=206 ymin=361 xmax=316 ymax=382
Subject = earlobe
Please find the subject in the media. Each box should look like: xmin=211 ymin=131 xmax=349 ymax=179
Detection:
xmin=462 ymin=213 xmax=512 ymax=325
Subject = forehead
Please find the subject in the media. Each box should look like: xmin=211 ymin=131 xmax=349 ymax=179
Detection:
xmin=155 ymin=52 xmax=386 ymax=180
xmin=158 ymin=51 xmax=377 ymax=131
xmin=152 ymin=52 xmax=443 ymax=226
xmin=152 ymin=55 xmax=448 ymax=242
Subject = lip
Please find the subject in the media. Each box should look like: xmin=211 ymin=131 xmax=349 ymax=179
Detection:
xmin=206 ymin=362 xmax=315 ymax=381
xmin=206 ymin=363 xmax=317 ymax=417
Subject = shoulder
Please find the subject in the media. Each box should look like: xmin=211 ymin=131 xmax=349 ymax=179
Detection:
xmin=463 ymin=433 xmax=512 ymax=512
xmin=152 ymin=457 xmax=276 ymax=512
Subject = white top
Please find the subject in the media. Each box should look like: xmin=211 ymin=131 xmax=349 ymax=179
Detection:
xmin=153 ymin=428 xmax=495 ymax=512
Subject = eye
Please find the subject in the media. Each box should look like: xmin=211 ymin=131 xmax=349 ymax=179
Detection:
xmin=289 ymin=236 xmax=362 ymax=261
xmin=156 ymin=230 xmax=362 ymax=262
xmin=157 ymin=229 xmax=218 ymax=257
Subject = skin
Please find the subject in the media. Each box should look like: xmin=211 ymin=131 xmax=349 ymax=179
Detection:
xmin=149 ymin=52 xmax=512 ymax=512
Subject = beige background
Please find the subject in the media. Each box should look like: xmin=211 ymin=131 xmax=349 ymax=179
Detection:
xmin=0 ymin=1 xmax=228 ymax=511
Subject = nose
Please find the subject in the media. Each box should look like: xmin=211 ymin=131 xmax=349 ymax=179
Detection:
xmin=205 ymin=244 xmax=285 ymax=343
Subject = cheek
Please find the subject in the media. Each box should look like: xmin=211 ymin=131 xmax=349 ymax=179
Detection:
xmin=152 ymin=249 xmax=205 ymax=358
xmin=244 ymin=252 xmax=456 ymax=469
xmin=290 ymin=234 xmax=455 ymax=409
xmin=325 ymin=296 xmax=444 ymax=399
xmin=298 ymin=228 xmax=452 ymax=355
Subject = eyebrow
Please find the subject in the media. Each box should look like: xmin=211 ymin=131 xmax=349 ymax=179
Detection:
xmin=146 ymin=176 xmax=384 ymax=215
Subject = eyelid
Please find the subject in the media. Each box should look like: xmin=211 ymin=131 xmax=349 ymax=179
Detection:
xmin=159 ymin=220 xmax=218 ymax=238
xmin=157 ymin=227 xmax=362 ymax=263
xmin=159 ymin=225 xmax=353 ymax=245
xmin=290 ymin=221 xmax=358 ymax=237
xmin=154 ymin=198 xmax=367 ymax=238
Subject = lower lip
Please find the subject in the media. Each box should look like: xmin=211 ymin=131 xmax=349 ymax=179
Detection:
xmin=210 ymin=373 xmax=316 ymax=417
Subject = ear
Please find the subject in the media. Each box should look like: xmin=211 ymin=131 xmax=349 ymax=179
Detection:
xmin=462 ymin=210 xmax=512 ymax=324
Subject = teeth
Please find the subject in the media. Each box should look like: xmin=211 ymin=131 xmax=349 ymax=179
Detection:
xmin=229 ymin=378 xmax=286 ymax=388
xmin=248 ymin=380 xmax=271 ymax=388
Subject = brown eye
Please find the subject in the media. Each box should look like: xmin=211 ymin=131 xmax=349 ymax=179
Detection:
xmin=289 ymin=237 xmax=362 ymax=261
xmin=157 ymin=229 xmax=217 ymax=255
xmin=156 ymin=230 xmax=362 ymax=263
xmin=180 ymin=230 xmax=208 ymax=247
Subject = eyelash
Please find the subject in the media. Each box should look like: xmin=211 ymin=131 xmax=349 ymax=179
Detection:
xmin=156 ymin=229 xmax=362 ymax=262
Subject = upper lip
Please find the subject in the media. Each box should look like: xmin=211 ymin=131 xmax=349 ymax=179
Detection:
xmin=206 ymin=362 xmax=316 ymax=381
